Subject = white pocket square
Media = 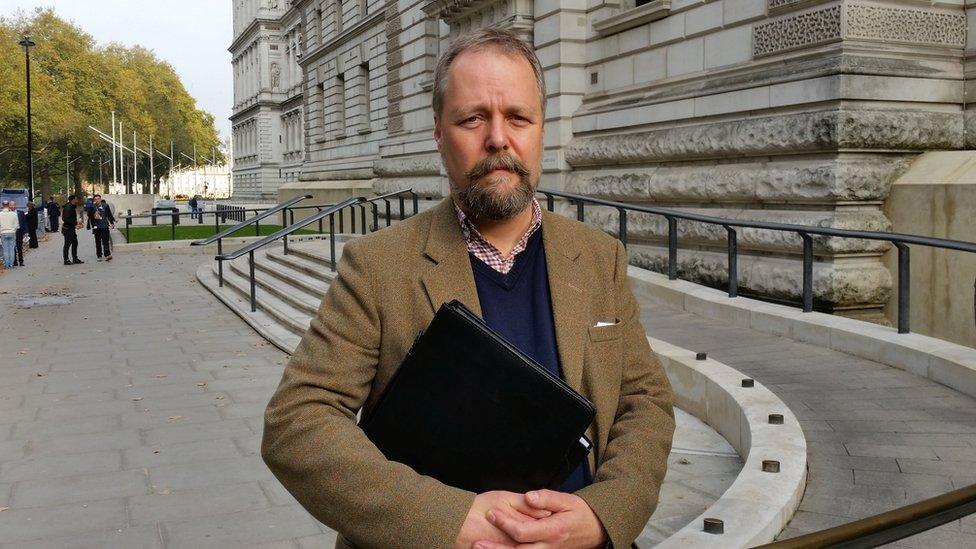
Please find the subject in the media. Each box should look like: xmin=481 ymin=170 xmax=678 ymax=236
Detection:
xmin=594 ymin=320 xmax=618 ymax=327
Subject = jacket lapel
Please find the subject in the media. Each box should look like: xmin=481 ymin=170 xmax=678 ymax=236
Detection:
xmin=420 ymin=199 xmax=482 ymax=317
xmin=541 ymin=210 xmax=586 ymax=395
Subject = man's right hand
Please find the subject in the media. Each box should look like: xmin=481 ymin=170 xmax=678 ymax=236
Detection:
xmin=453 ymin=491 xmax=552 ymax=549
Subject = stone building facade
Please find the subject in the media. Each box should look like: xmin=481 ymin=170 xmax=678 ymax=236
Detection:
xmin=231 ymin=0 xmax=976 ymax=322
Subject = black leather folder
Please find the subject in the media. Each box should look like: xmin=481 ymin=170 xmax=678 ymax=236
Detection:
xmin=359 ymin=300 xmax=596 ymax=494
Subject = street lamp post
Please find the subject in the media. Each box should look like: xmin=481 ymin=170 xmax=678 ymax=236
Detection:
xmin=19 ymin=36 xmax=35 ymax=199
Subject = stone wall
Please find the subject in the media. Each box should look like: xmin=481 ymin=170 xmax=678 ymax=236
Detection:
xmin=232 ymin=0 xmax=976 ymax=317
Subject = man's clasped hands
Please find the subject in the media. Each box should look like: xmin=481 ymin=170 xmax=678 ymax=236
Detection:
xmin=453 ymin=489 xmax=609 ymax=549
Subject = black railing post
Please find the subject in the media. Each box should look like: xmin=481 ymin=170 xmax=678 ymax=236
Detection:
xmin=360 ymin=204 xmax=367 ymax=235
xmin=349 ymin=206 xmax=356 ymax=233
xmin=398 ymin=195 xmax=405 ymax=221
xmin=255 ymin=217 xmax=260 ymax=237
xmin=618 ymin=208 xmax=628 ymax=249
xmin=217 ymin=238 xmax=224 ymax=287
xmin=125 ymin=209 xmax=131 ymax=242
xmin=317 ymin=207 xmax=324 ymax=234
xmin=667 ymin=217 xmax=677 ymax=280
xmin=896 ymin=242 xmax=910 ymax=334
xmin=371 ymin=202 xmax=379 ymax=231
xmin=576 ymin=200 xmax=584 ymax=222
xmin=283 ymin=233 xmax=289 ymax=255
xmin=213 ymin=209 xmax=219 ymax=235
xmin=801 ymin=233 xmax=814 ymax=312
xmin=171 ymin=212 xmax=176 ymax=241
xmin=384 ymin=199 xmax=391 ymax=227
xmin=248 ymin=250 xmax=257 ymax=312
xmin=330 ymin=213 xmax=337 ymax=272
xmin=198 ymin=206 xmax=203 ymax=224
xmin=546 ymin=193 xmax=554 ymax=212
xmin=726 ymin=226 xmax=738 ymax=298
xmin=412 ymin=192 xmax=419 ymax=215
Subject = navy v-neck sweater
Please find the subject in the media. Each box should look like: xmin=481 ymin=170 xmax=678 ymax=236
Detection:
xmin=469 ymin=228 xmax=592 ymax=493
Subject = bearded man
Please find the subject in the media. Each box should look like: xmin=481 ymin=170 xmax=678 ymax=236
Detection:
xmin=262 ymin=28 xmax=675 ymax=549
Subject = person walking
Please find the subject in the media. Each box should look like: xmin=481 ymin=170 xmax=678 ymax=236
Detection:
xmin=15 ymin=207 xmax=26 ymax=266
xmin=25 ymin=201 xmax=39 ymax=249
xmin=0 ymin=201 xmax=18 ymax=268
xmin=61 ymin=195 xmax=84 ymax=266
xmin=87 ymin=194 xmax=116 ymax=261
xmin=45 ymin=196 xmax=60 ymax=233
xmin=188 ymin=195 xmax=198 ymax=220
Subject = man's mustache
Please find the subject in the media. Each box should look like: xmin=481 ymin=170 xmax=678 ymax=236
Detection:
xmin=465 ymin=154 xmax=530 ymax=183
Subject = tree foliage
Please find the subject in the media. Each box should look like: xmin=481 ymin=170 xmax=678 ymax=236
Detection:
xmin=0 ymin=8 xmax=224 ymax=198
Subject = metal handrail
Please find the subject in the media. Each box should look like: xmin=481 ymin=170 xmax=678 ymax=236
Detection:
xmin=756 ymin=482 xmax=976 ymax=548
xmin=190 ymin=194 xmax=312 ymax=246
xmin=215 ymin=188 xmax=416 ymax=311
xmin=535 ymin=188 xmax=976 ymax=334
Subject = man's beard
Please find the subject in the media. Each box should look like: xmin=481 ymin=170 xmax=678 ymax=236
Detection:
xmin=451 ymin=154 xmax=535 ymax=221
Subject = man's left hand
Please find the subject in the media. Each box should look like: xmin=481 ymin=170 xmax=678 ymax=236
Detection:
xmin=474 ymin=489 xmax=608 ymax=549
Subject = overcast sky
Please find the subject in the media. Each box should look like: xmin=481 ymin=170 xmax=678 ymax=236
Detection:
xmin=1 ymin=0 xmax=233 ymax=139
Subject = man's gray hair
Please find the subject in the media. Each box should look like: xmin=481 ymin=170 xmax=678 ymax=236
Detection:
xmin=432 ymin=28 xmax=546 ymax=118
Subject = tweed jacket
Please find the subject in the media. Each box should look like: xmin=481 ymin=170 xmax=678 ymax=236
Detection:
xmin=262 ymin=198 xmax=675 ymax=549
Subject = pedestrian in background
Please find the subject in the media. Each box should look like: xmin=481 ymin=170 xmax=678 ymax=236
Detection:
xmin=61 ymin=195 xmax=84 ymax=266
xmin=0 ymin=201 xmax=18 ymax=268
xmin=26 ymin=202 xmax=39 ymax=249
xmin=88 ymin=194 xmax=115 ymax=262
xmin=45 ymin=196 xmax=60 ymax=233
xmin=188 ymin=195 xmax=198 ymax=220
xmin=15 ymin=206 xmax=26 ymax=266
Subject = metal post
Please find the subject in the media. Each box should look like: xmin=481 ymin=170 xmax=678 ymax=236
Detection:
xmin=171 ymin=211 xmax=176 ymax=241
xmin=255 ymin=218 xmax=260 ymax=236
xmin=360 ymin=204 xmax=367 ymax=235
xmin=726 ymin=226 xmax=738 ymax=298
xmin=149 ymin=134 xmax=154 ymax=195
xmin=217 ymin=239 xmax=224 ymax=287
xmin=576 ymin=200 xmax=584 ymax=222
xmin=284 ymin=233 xmax=289 ymax=255
xmin=249 ymin=250 xmax=256 ymax=312
xmin=399 ymin=195 xmax=405 ymax=221
xmin=125 ymin=209 xmax=131 ymax=242
xmin=371 ymin=202 xmax=378 ymax=231
xmin=133 ymin=130 xmax=137 ymax=192
xmin=329 ymin=213 xmax=336 ymax=272
xmin=213 ymin=207 xmax=219 ymax=234
xmin=618 ymin=208 xmax=628 ymax=249
xmin=667 ymin=217 xmax=677 ymax=280
xmin=801 ymin=233 xmax=814 ymax=312
xmin=350 ymin=206 xmax=356 ymax=233
xmin=317 ymin=207 xmax=324 ymax=233
xmin=546 ymin=194 xmax=554 ymax=212
xmin=896 ymin=243 xmax=911 ymax=334
xmin=412 ymin=192 xmax=418 ymax=215
xmin=20 ymin=36 xmax=35 ymax=199
xmin=111 ymin=111 xmax=117 ymax=188
xmin=119 ymin=121 xmax=125 ymax=193
xmin=384 ymin=199 xmax=391 ymax=227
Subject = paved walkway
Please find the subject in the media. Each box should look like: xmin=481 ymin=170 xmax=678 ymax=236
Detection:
xmin=642 ymin=307 xmax=976 ymax=547
xmin=0 ymin=233 xmax=334 ymax=548
xmin=2 ymin=231 xmax=975 ymax=547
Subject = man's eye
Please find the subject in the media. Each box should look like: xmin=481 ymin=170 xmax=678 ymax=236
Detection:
xmin=461 ymin=117 xmax=480 ymax=125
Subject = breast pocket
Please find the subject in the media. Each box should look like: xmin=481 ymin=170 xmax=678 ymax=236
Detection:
xmin=587 ymin=321 xmax=622 ymax=342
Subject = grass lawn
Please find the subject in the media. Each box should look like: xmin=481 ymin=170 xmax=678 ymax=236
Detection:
xmin=122 ymin=223 xmax=321 ymax=243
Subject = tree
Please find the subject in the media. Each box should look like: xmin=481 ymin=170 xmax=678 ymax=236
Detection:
xmin=0 ymin=8 xmax=224 ymax=198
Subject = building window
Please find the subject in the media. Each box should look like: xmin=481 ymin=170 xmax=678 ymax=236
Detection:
xmin=336 ymin=72 xmax=346 ymax=137
xmin=317 ymin=82 xmax=326 ymax=136
xmin=359 ymin=62 xmax=371 ymax=133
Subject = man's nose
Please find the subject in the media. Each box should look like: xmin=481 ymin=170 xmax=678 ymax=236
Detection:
xmin=484 ymin=117 xmax=510 ymax=153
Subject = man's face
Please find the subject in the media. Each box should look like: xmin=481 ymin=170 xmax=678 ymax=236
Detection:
xmin=434 ymin=47 xmax=544 ymax=221
xmin=94 ymin=196 xmax=101 ymax=204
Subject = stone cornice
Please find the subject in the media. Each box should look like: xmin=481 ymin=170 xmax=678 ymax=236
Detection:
xmin=593 ymin=0 xmax=671 ymax=36
xmin=230 ymin=17 xmax=280 ymax=54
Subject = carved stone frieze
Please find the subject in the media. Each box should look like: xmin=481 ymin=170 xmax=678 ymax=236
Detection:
xmin=373 ymin=156 xmax=443 ymax=177
xmin=754 ymin=5 xmax=841 ymax=57
xmin=564 ymin=110 xmax=962 ymax=166
xmin=845 ymin=4 xmax=966 ymax=48
xmin=627 ymin=244 xmax=893 ymax=307
xmin=567 ymin=157 xmax=910 ymax=204
xmin=582 ymin=206 xmax=892 ymax=255
xmin=754 ymin=2 xmax=966 ymax=58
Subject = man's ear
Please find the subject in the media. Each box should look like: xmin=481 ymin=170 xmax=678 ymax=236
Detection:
xmin=433 ymin=116 xmax=443 ymax=153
